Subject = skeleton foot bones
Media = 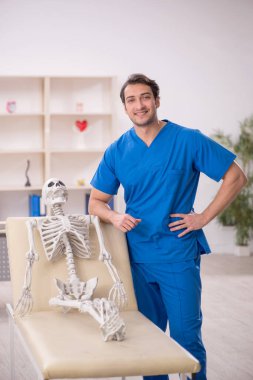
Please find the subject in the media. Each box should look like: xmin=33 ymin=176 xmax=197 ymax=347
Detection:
xmin=15 ymin=178 xmax=127 ymax=341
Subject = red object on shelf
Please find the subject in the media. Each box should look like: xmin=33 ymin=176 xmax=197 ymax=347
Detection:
xmin=75 ymin=120 xmax=88 ymax=132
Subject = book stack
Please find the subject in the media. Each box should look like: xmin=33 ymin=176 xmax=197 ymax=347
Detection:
xmin=29 ymin=194 xmax=46 ymax=217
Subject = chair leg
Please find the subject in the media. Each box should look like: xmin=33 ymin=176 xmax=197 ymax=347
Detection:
xmin=7 ymin=304 xmax=15 ymax=380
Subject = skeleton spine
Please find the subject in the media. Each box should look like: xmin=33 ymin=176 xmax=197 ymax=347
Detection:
xmin=52 ymin=203 xmax=78 ymax=282
xmin=52 ymin=203 xmax=64 ymax=217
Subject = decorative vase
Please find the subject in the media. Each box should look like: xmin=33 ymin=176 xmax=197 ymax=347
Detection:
xmin=72 ymin=120 xmax=89 ymax=149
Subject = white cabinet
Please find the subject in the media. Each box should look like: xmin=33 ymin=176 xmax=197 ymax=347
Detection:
xmin=0 ymin=76 xmax=115 ymax=219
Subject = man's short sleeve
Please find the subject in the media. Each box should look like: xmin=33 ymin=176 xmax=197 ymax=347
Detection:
xmin=90 ymin=145 xmax=120 ymax=195
xmin=193 ymin=130 xmax=236 ymax=182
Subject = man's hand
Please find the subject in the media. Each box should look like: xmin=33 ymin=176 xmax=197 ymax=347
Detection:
xmin=168 ymin=162 xmax=247 ymax=238
xmin=168 ymin=213 xmax=207 ymax=238
xmin=88 ymin=188 xmax=141 ymax=233
xmin=111 ymin=213 xmax=141 ymax=232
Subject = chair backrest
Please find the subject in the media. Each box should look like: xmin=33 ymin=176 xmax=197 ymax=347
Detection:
xmin=6 ymin=216 xmax=137 ymax=313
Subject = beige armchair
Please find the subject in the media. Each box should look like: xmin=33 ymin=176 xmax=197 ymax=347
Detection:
xmin=6 ymin=216 xmax=200 ymax=380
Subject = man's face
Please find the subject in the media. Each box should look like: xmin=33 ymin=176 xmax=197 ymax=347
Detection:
xmin=124 ymin=83 xmax=160 ymax=127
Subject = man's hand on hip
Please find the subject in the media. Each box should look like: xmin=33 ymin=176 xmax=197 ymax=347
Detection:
xmin=168 ymin=212 xmax=207 ymax=238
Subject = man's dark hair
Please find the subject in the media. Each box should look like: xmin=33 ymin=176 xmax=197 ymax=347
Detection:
xmin=120 ymin=73 xmax=160 ymax=103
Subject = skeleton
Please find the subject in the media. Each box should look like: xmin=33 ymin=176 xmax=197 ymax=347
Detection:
xmin=15 ymin=178 xmax=127 ymax=341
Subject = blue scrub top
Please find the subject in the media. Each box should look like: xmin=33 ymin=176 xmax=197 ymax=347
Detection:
xmin=90 ymin=121 xmax=236 ymax=263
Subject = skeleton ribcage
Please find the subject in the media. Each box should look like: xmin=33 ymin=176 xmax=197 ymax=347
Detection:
xmin=39 ymin=215 xmax=91 ymax=261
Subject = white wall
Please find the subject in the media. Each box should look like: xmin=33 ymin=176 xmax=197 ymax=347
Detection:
xmin=1 ymin=0 xmax=253 ymax=253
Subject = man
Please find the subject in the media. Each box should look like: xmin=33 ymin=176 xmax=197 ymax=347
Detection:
xmin=88 ymin=73 xmax=247 ymax=380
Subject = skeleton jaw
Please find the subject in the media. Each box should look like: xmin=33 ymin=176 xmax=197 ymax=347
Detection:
xmin=51 ymin=193 xmax=67 ymax=205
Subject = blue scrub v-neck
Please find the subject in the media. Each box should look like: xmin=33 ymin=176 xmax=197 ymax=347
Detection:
xmin=130 ymin=120 xmax=170 ymax=149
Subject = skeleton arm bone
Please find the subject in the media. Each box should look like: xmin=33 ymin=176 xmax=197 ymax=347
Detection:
xmin=15 ymin=219 xmax=39 ymax=316
xmin=91 ymin=215 xmax=127 ymax=308
xmin=91 ymin=215 xmax=112 ymax=261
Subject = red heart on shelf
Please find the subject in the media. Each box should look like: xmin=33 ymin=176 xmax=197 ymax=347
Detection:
xmin=75 ymin=120 xmax=88 ymax=132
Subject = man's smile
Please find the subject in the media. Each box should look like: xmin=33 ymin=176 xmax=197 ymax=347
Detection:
xmin=135 ymin=110 xmax=148 ymax=116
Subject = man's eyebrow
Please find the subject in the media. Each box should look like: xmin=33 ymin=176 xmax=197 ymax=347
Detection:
xmin=125 ymin=92 xmax=152 ymax=100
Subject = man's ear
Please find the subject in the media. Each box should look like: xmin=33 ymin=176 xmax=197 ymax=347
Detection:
xmin=155 ymin=97 xmax=160 ymax=108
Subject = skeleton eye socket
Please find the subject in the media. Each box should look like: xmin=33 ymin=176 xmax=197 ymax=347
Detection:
xmin=48 ymin=182 xmax=55 ymax=187
xmin=59 ymin=181 xmax=65 ymax=186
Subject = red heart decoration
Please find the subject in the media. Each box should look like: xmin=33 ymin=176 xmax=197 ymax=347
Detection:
xmin=75 ymin=120 xmax=88 ymax=132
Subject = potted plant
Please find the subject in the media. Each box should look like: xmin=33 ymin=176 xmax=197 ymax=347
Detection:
xmin=212 ymin=115 xmax=253 ymax=255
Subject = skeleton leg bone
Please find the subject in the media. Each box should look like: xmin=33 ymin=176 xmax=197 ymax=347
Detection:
xmin=49 ymin=297 xmax=126 ymax=341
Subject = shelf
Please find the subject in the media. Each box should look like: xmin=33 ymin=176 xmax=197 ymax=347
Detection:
xmin=50 ymin=112 xmax=112 ymax=117
xmin=0 ymin=186 xmax=92 ymax=192
xmin=0 ymin=186 xmax=42 ymax=192
xmin=50 ymin=149 xmax=105 ymax=154
xmin=0 ymin=77 xmax=44 ymax=115
xmin=0 ymin=75 xmax=114 ymax=218
xmin=0 ymin=150 xmax=45 ymax=154
xmin=0 ymin=113 xmax=45 ymax=117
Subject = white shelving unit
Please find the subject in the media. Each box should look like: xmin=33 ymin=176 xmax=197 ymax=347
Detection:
xmin=0 ymin=76 xmax=116 ymax=220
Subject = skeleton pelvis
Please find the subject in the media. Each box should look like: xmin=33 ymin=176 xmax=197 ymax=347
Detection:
xmin=55 ymin=277 xmax=98 ymax=300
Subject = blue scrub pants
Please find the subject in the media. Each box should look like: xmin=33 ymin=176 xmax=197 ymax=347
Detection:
xmin=131 ymin=255 xmax=207 ymax=380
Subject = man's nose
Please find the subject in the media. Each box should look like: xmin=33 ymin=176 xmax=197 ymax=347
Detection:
xmin=135 ymin=98 xmax=145 ymax=109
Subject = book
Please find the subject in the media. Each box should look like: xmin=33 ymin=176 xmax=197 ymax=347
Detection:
xmin=29 ymin=194 xmax=45 ymax=216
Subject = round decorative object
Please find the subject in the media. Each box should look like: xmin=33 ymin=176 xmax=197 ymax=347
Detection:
xmin=6 ymin=100 xmax=16 ymax=113
xmin=77 ymin=179 xmax=85 ymax=186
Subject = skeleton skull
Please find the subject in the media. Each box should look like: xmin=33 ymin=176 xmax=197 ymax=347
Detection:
xmin=42 ymin=178 xmax=68 ymax=206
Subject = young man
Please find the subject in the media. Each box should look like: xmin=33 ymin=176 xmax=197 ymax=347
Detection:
xmin=88 ymin=73 xmax=247 ymax=380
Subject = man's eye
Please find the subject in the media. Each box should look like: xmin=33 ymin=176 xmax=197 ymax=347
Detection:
xmin=127 ymin=99 xmax=134 ymax=103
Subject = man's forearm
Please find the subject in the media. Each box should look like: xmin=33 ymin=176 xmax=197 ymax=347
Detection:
xmin=89 ymin=195 xmax=142 ymax=232
xmin=202 ymin=163 xmax=247 ymax=225
xmin=88 ymin=198 xmax=118 ymax=224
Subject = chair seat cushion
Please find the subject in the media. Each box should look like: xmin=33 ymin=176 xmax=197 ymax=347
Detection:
xmin=16 ymin=309 xmax=200 ymax=379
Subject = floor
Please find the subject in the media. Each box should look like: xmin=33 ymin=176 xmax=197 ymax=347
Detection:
xmin=0 ymin=254 xmax=253 ymax=380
